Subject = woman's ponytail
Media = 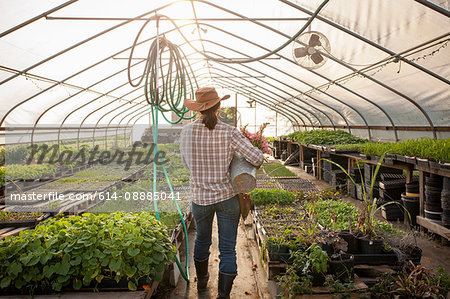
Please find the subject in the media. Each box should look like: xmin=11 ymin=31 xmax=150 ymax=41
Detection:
xmin=200 ymin=102 xmax=220 ymax=130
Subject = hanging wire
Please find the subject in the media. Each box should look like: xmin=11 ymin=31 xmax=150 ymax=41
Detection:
xmin=152 ymin=0 xmax=330 ymax=64
xmin=306 ymin=38 xmax=449 ymax=96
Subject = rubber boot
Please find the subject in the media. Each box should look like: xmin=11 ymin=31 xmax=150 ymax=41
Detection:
xmin=217 ymin=272 xmax=236 ymax=299
xmin=194 ymin=258 xmax=209 ymax=291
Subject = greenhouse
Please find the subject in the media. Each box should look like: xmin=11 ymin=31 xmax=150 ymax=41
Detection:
xmin=0 ymin=0 xmax=449 ymax=298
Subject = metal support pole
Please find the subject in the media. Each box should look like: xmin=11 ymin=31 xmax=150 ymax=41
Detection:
xmin=254 ymin=101 xmax=257 ymax=132
xmin=234 ymin=93 xmax=238 ymax=127
xmin=275 ymin=111 xmax=278 ymax=137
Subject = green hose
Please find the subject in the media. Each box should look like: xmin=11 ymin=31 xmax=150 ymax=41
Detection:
xmin=128 ymin=17 xmax=198 ymax=282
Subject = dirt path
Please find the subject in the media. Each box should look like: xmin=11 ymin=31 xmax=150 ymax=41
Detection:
xmin=165 ymin=216 xmax=271 ymax=299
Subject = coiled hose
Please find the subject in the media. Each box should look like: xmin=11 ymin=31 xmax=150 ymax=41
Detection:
xmin=128 ymin=16 xmax=198 ymax=282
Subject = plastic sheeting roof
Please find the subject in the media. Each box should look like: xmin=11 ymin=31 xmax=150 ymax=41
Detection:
xmin=0 ymin=0 xmax=449 ymax=142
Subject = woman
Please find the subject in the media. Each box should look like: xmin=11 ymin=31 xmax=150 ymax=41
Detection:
xmin=180 ymin=87 xmax=263 ymax=298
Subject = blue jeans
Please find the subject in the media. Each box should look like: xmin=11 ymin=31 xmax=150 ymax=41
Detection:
xmin=192 ymin=195 xmax=240 ymax=274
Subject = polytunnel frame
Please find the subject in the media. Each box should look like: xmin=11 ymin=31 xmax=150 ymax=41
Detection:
xmin=149 ymin=1 xmax=439 ymax=138
xmin=40 ymin=0 xmax=448 ymax=134
xmin=90 ymin=63 xmax=304 ymax=143
xmin=123 ymin=78 xmax=303 ymax=136
xmin=93 ymin=65 xmax=306 ymax=146
xmin=24 ymin=23 xmax=324 ymax=147
xmin=0 ymin=0 xmax=446 ymax=144
xmin=67 ymin=52 xmax=314 ymax=143
xmin=26 ymin=20 xmax=374 ymax=143
xmin=101 ymin=75 xmax=302 ymax=149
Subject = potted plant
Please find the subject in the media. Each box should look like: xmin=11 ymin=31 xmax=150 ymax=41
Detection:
xmin=317 ymin=229 xmax=348 ymax=257
xmin=307 ymin=243 xmax=329 ymax=286
xmin=323 ymin=152 xmax=408 ymax=255
xmin=318 ymin=230 xmax=354 ymax=283
xmin=264 ymin=229 xmax=294 ymax=263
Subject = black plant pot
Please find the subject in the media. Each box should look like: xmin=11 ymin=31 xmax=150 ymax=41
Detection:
xmin=442 ymin=193 xmax=450 ymax=210
xmin=320 ymin=242 xmax=335 ymax=257
xmin=424 ymin=210 xmax=442 ymax=222
xmin=402 ymin=193 xmax=420 ymax=227
xmin=338 ymin=230 xmax=360 ymax=254
xmin=405 ymin=156 xmax=417 ymax=165
xmin=439 ymin=162 xmax=450 ymax=171
xmin=443 ymin=177 xmax=450 ymax=191
xmin=429 ymin=160 xmax=440 ymax=170
xmin=426 ymin=176 xmax=443 ymax=188
xmin=416 ymin=158 xmax=429 ymax=167
xmin=396 ymin=155 xmax=406 ymax=162
xmin=403 ymin=245 xmax=422 ymax=265
xmin=381 ymin=201 xmax=404 ymax=221
xmin=359 ymin=238 xmax=384 ymax=254
xmin=267 ymin=242 xmax=291 ymax=263
xmin=405 ymin=182 xmax=419 ymax=195
xmin=442 ymin=212 xmax=450 ymax=228
xmin=425 ymin=202 xmax=442 ymax=213
xmin=311 ymin=271 xmax=326 ymax=286
xmin=329 ymin=254 xmax=354 ymax=283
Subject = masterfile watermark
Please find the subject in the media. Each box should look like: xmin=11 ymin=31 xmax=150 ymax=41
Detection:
xmin=26 ymin=143 xmax=169 ymax=170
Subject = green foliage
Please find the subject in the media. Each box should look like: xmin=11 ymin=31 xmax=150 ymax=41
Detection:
xmin=305 ymin=189 xmax=342 ymax=201
xmin=323 ymin=153 xmax=401 ymax=238
xmin=324 ymin=275 xmax=356 ymax=299
xmin=0 ymin=212 xmax=175 ymax=292
xmin=310 ymin=200 xmax=360 ymax=231
xmin=277 ymin=244 xmax=329 ymax=296
xmin=0 ymin=166 xmax=4 ymax=185
xmin=285 ymin=130 xmax=367 ymax=145
xmin=362 ymin=138 xmax=450 ymax=162
xmin=332 ymin=143 xmax=365 ymax=152
xmin=218 ymin=107 xmax=235 ymax=125
xmin=370 ymin=262 xmax=448 ymax=299
xmin=0 ymin=212 xmax=42 ymax=222
xmin=308 ymin=243 xmax=329 ymax=274
xmin=5 ymin=163 xmax=56 ymax=181
xmin=249 ymin=188 xmax=296 ymax=206
xmin=0 ymin=146 xmax=4 ymax=166
xmin=4 ymin=145 xmax=29 ymax=165
xmin=261 ymin=163 xmax=296 ymax=177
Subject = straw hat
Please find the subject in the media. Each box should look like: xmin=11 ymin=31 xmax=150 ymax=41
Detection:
xmin=184 ymin=87 xmax=230 ymax=112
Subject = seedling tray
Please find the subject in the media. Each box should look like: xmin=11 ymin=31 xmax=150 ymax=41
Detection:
xmin=0 ymin=212 xmax=50 ymax=228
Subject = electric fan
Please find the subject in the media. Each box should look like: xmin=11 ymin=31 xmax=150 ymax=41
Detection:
xmin=292 ymin=31 xmax=331 ymax=69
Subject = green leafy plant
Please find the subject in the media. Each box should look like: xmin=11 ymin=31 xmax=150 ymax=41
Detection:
xmin=324 ymin=275 xmax=356 ymax=299
xmin=249 ymin=188 xmax=296 ymax=206
xmin=317 ymin=229 xmax=348 ymax=258
xmin=310 ymin=200 xmax=360 ymax=231
xmin=361 ymin=138 xmax=450 ymax=163
xmin=308 ymin=243 xmax=329 ymax=274
xmin=0 ymin=212 xmax=43 ymax=222
xmin=324 ymin=153 xmax=408 ymax=239
xmin=5 ymin=164 xmax=56 ymax=181
xmin=0 ymin=212 xmax=175 ymax=293
xmin=261 ymin=162 xmax=296 ymax=177
xmin=277 ymin=244 xmax=329 ymax=297
xmin=0 ymin=166 xmax=5 ymax=185
xmin=4 ymin=145 xmax=30 ymax=165
xmin=285 ymin=130 xmax=367 ymax=145
xmin=371 ymin=262 xmax=447 ymax=299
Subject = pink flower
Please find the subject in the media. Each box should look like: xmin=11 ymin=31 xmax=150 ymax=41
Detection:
xmin=240 ymin=123 xmax=271 ymax=154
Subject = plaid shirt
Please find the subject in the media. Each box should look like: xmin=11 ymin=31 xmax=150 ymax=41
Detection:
xmin=180 ymin=117 xmax=263 ymax=206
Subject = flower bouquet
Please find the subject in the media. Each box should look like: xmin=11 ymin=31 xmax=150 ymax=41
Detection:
xmin=240 ymin=123 xmax=271 ymax=155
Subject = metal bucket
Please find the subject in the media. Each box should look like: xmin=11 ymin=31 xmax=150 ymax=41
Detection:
xmin=230 ymin=152 xmax=257 ymax=193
